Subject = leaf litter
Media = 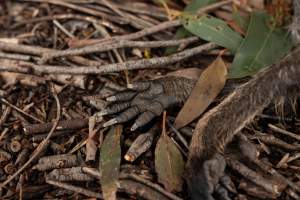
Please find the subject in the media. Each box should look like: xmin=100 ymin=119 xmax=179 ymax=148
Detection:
xmin=0 ymin=1 xmax=299 ymax=200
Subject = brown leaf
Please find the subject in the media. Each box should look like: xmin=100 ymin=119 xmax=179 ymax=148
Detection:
xmin=99 ymin=125 xmax=122 ymax=200
xmin=174 ymin=57 xmax=227 ymax=129
xmin=155 ymin=112 xmax=184 ymax=192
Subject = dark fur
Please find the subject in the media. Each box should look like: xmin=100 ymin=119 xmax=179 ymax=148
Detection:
xmin=187 ymin=46 xmax=300 ymax=199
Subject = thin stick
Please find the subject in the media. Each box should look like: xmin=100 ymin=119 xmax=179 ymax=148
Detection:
xmin=101 ymin=19 xmax=180 ymax=43
xmin=40 ymin=37 xmax=198 ymax=62
xmin=101 ymin=0 xmax=153 ymax=29
xmin=167 ymin=119 xmax=189 ymax=149
xmin=12 ymin=14 xmax=122 ymax=33
xmin=0 ymin=84 xmax=61 ymax=188
xmin=12 ymin=14 xmax=100 ymax=27
xmin=0 ymin=98 xmax=44 ymax=123
xmin=53 ymin=20 xmax=75 ymax=38
xmin=22 ymin=0 xmax=233 ymax=49
xmin=38 ymin=0 xmax=233 ymax=62
xmin=46 ymin=179 xmax=103 ymax=199
xmin=0 ymin=42 xmax=105 ymax=66
xmin=23 ymin=0 xmax=127 ymax=24
xmin=0 ymin=106 xmax=11 ymax=127
xmin=93 ymin=23 xmax=131 ymax=85
xmin=0 ymin=41 xmax=51 ymax=56
xmin=268 ymin=124 xmax=300 ymax=141
xmin=0 ymin=43 xmax=216 ymax=75
xmin=0 ymin=52 xmax=33 ymax=61
xmin=120 ymin=173 xmax=183 ymax=200
xmin=82 ymin=167 xmax=182 ymax=200
xmin=82 ymin=0 xmax=234 ymax=45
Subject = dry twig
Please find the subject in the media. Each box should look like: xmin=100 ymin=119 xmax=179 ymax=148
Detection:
xmin=0 ymin=84 xmax=61 ymax=188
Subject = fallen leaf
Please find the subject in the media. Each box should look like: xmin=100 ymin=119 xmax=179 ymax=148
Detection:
xmin=228 ymin=12 xmax=293 ymax=78
xmin=99 ymin=125 xmax=122 ymax=200
xmin=184 ymin=0 xmax=216 ymax=14
xmin=214 ymin=10 xmax=246 ymax=35
xmin=182 ymin=14 xmax=243 ymax=52
xmin=174 ymin=57 xmax=227 ymax=129
xmin=165 ymin=0 xmax=215 ymax=55
xmin=155 ymin=113 xmax=184 ymax=192
xmin=232 ymin=11 xmax=250 ymax=31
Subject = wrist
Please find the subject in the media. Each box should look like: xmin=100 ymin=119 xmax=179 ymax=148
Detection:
xmin=158 ymin=76 xmax=196 ymax=105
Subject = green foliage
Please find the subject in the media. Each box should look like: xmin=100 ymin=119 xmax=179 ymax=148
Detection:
xmin=182 ymin=14 xmax=243 ymax=52
xmin=228 ymin=12 xmax=293 ymax=78
xmin=232 ymin=11 xmax=249 ymax=30
xmin=184 ymin=0 xmax=216 ymax=14
xmin=165 ymin=0 xmax=216 ymax=55
xmin=164 ymin=27 xmax=192 ymax=55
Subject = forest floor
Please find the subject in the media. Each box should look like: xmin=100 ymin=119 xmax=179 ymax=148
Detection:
xmin=0 ymin=1 xmax=299 ymax=200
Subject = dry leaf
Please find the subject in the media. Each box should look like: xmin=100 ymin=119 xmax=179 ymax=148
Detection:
xmin=99 ymin=125 xmax=122 ymax=200
xmin=155 ymin=112 xmax=184 ymax=192
xmin=174 ymin=57 xmax=227 ymax=129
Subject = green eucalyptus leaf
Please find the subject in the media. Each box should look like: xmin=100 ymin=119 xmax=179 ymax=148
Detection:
xmin=232 ymin=11 xmax=249 ymax=31
xmin=184 ymin=0 xmax=216 ymax=14
xmin=165 ymin=0 xmax=216 ymax=55
xmin=165 ymin=27 xmax=192 ymax=55
xmin=228 ymin=12 xmax=293 ymax=78
xmin=182 ymin=14 xmax=243 ymax=52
